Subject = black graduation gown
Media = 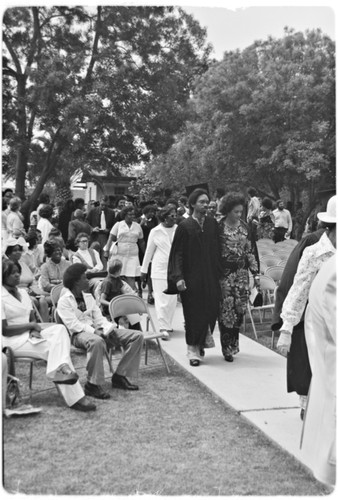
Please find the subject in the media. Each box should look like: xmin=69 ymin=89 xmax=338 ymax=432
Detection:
xmin=166 ymin=216 xmax=221 ymax=346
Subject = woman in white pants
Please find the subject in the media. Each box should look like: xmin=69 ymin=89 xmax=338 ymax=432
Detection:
xmin=2 ymin=259 xmax=95 ymax=412
xmin=140 ymin=205 xmax=177 ymax=340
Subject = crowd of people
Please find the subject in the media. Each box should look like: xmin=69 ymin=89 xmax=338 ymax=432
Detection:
xmin=1 ymin=185 xmax=336 ymax=487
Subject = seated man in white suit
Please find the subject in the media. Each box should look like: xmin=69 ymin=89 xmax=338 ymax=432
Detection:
xmin=57 ymin=263 xmax=144 ymax=399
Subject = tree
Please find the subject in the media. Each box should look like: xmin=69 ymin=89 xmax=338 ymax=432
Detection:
xmin=146 ymin=28 xmax=335 ymax=209
xmin=2 ymin=6 xmax=211 ymax=213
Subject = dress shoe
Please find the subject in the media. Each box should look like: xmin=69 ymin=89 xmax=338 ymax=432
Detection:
xmin=189 ymin=359 xmax=200 ymax=367
xmin=224 ymin=354 xmax=234 ymax=362
xmin=84 ymin=382 xmax=111 ymax=399
xmin=53 ymin=364 xmax=79 ymax=385
xmin=199 ymin=348 xmax=205 ymax=357
xmin=147 ymin=294 xmax=154 ymax=305
xmin=300 ymin=408 xmax=305 ymax=421
xmin=112 ymin=373 xmax=139 ymax=390
xmin=160 ymin=329 xmax=170 ymax=340
xmin=71 ymin=397 xmax=96 ymax=412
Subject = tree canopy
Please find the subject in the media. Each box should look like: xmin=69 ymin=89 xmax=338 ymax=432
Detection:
xmin=140 ymin=28 xmax=335 ymax=209
xmin=2 ymin=5 xmax=212 ymax=210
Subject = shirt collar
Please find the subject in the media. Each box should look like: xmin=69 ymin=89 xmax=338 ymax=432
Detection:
xmin=316 ymin=231 xmax=336 ymax=256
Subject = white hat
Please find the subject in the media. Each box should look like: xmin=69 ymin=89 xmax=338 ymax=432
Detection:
xmin=317 ymin=195 xmax=336 ymax=224
xmin=4 ymin=236 xmax=27 ymax=253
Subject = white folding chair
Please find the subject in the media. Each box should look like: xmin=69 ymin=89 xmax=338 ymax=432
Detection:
xmin=284 ymin=238 xmax=298 ymax=247
xmin=50 ymin=284 xmax=64 ymax=321
xmin=264 ymin=265 xmax=285 ymax=285
xmin=260 ymin=255 xmax=281 ymax=268
xmin=273 ymin=250 xmax=291 ymax=262
xmin=109 ymin=294 xmax=170 ymax=374
xmin=259 ymin=261 xmax=269 ymax=275
xmin=258 ymin=247 xmax=275 ymax=258
xmin=256 ymin=238 xmax=275 ymax=248
xmin=244 ymin=275 xmax=276 ymax=341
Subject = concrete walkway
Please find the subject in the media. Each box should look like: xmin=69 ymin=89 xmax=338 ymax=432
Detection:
xmin=146 ymin=301 xmax=310 ymax=471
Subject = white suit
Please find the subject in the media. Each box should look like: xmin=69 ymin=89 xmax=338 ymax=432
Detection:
xmin=140 ymin=223 xmax=177 ymax=331
xmin=302 ymin=254 xmax=336 ymax=486
xmin=2 ymin=287 xmax=84 ymax=407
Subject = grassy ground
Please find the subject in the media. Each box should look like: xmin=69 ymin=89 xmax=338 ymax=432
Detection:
xmin=2 ymin=344 xmax=330 ymax=496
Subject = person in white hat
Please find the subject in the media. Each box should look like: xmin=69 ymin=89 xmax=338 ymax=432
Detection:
xmin=301 ymin=253 xmax=336 ymax=487
xmin=277 ymin=194 xmax=336 ymax=416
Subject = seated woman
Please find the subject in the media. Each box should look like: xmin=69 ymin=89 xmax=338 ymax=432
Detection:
xmin=100 ymin=259 xmax=141 ymax=330
xmin=1 ymin=259 xmax=95 ymax=412
xmin=20 ymin=231 xmax=45 ymax=278
xmin=4 ymin=237 xmax=49 ymax=322
xmin=39 ymin=240 xmax=71 ymax=293
xmin=71 ymin=232 xmax=106 ymax=293
xmin=48 ymin=227 xmax=70 ymax=261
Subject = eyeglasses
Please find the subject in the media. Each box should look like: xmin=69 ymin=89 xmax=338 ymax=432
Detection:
xmin=79 ymin=240 xmax=88 ymax=243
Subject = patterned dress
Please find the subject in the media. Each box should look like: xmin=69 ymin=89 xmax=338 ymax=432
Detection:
xmin=257 ymin=209 xmax=275 ymax=240
xmin=218 ymin=218 xmax=259 ymax=357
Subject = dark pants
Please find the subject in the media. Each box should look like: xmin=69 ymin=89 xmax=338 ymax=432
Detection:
xmin=273 ymin=227 xmax=287 ymax=243
xmin=287 ymin=323 xmax=312 ymax=396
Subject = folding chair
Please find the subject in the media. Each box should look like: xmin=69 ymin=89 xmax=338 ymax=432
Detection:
xmin=109 ymin=294 xmax=170 ymax=374
xmin=30 ymin=297 xmax=43 ymax=322
xmin=259 ymin=261 xmax=269 ymax=275
xmin=50 ymin=284 xmax=64 ymax=321
xmin=273 ymin=250 xmax=291 ymax=262
xmin=284 ymin=238 xmax=298 ymax=247
xmin=264 ymin=265 xmax=285 ymax=285
xmin=258 ymin=247 xmax=275 ymax=258
xmin=244 ymin=275 xmax=276 ymax=341
xmin=13 ymin=354 xmax=47 ymax=392
xmin=260 ymin=255 xmax=281 ymax=268
xmin=256 ymin=238 xmax=275 ymax=248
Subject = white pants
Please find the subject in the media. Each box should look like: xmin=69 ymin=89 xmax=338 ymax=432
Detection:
xmin=152 ymin=278 xmax=177 ymax=331
xmin=11 ymin=325 xmax=84 ymax=407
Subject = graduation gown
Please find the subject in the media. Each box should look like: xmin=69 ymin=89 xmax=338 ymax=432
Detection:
xmin=166 ymin=216 xmax=220 ymax=346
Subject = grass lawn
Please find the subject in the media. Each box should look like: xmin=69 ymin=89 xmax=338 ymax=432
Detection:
xmin=2 ymin=344 xmax=330 ymax=496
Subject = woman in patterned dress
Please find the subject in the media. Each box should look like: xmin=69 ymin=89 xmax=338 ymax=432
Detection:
xmin=218 ymin=192 xmax=260 ymax=362
xmin=257 ymin=197 xmax=275 ymax=240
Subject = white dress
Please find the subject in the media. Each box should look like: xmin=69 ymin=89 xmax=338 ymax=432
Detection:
xmin=110 ymin=221 xmax=143 ymax=277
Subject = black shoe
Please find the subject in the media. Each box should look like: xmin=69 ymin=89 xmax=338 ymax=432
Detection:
xmin=147 ymin=294 xmax=154 ymax=305
xmin=112 ymin=373 xmax=139 ymax=390
xmin=53 ymin=364 xmax=79 ymax=385
xmin=71 ymin=397 xmax=96 ymax=412
xmin=224 ymin=354 xmax=234 ymax=362
xmin=199 ymin=348 xmax=205 ymax=357
xmin=84 ymin=382 xmax=111 ymax=399
xmin=189 ymin=359 xmax=200 ymax=367
xmin=300 ymin=408 xmax=305 ymax=420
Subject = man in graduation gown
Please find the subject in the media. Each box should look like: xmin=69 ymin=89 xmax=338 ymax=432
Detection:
xmin=166 ymin=188 xmax=221 ymax=366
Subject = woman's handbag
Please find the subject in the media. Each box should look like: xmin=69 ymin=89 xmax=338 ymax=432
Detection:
xmin=110 ymin=241 xmax=118 ymax=256
xmin=109 ymin=222 xmax=120 ymax=257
